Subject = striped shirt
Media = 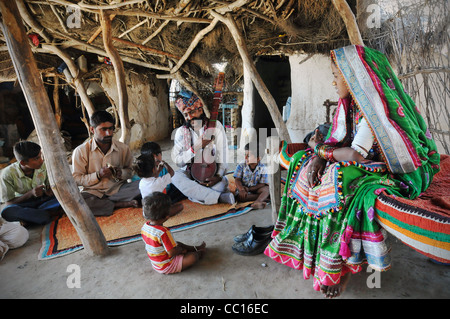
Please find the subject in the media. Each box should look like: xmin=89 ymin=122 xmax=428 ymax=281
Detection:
xmin=141 ymin=222 xmax=177 ymax=271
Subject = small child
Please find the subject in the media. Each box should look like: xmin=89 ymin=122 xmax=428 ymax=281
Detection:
xmin=133 ymin=153 xmax=183 ymax=216
xmin=141 ymin=142 xmax=168 ymax=184
xmin=141 ymin=192 xmax=206 ymax=274
xmin=140 ymin=141 xmax=185 ymax=203
xmin=233 ymin=143 xmax=270 ymax=209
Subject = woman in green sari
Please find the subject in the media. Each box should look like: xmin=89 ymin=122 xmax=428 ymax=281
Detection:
xmin=264 ymin=45 xmax=440 ymax=298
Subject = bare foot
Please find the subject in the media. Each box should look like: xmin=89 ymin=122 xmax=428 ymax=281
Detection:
xmin=196 ymin=242 xmax=207 ymax=258
xmin=251 ymin=201 xmax=267 ymax=210
xmin=320 ymin=272 xmax=351 ymax=298
xmin=169 ymin=202 xmax=184 ymax=217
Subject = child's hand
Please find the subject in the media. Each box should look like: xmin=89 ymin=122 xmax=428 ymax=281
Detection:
xmin=308 ymin=129 xmax=324 ymax=149
xmin=155 ymin=160 xmax=165 ymax=175
xmin=237 ymin=186 xmax=248 ymax=201
xmin=32 ymin=185 xmax=46 ymax=198
xmin=168 ymin=246 xmax=185 ymax=257
xmin=157 ymin=160 xmax=165 ymax=169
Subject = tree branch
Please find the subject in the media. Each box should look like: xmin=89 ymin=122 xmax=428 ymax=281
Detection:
xmin=210 ymin=10 xmax=291 ymax=143
xmin=100 ymin=9 xmax=130 ymax=144
xmin=170 ymin=17 xmax=219 ymax=74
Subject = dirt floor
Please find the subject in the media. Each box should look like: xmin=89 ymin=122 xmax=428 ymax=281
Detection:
xmin=1 ymin=139 xmax=449 ymax=301
xmin=1 ymin=204 xmax=449 ymax=301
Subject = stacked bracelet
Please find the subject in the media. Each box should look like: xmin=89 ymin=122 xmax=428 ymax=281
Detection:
xmin=314 ymin=143 xmax=337 ymax=162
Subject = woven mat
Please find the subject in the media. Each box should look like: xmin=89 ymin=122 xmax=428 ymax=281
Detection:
xmin=375 ymin=154 xmax=450 ymax=264
xmin=39 ymin=175 xmax=254 ymax=260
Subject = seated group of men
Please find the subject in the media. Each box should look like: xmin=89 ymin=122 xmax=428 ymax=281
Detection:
xmin=0 ymin=91 xmax=270 ymax=238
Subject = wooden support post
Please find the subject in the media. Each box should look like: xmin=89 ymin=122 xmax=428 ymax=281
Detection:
xmin=53 ymin=75 xmax=62 ymax=129
xmin=210 ymin=11 xmax=291 ymax=143
xmin=0 ymin=0 xmax=109 ymax=257
xmin=332 ymin=0 xmax=365 ymax=46
xmin=266 ymin=136 xmax=281 ymax=224
xmin=100 ymin=10 xmax=130 ymax=144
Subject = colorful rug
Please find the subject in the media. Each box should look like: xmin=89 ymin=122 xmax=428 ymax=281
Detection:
xmin=39 ymin=175 xmax=254 ymax=260
xmin=374 ymin=154 xmax=450 ymax=264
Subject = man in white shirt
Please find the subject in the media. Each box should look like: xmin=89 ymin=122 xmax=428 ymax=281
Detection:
xmin=171 ymin=90 xmax=234 ymax=205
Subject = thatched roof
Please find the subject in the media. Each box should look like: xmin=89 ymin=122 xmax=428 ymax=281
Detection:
xmin=0 ymin=0 xmax=353 ymax=92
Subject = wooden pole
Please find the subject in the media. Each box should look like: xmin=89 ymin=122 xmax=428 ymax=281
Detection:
xmin=112 ymin=37 xmax=182 ymax=60
xmin=88 ymin=13 xmax=116 ymax=44
xmin=100 ymin=10 xmax=130 ymax=144
xmin=53 ymin=75 xmax=62 ymax=129
xmin=332 ymin=0 xmax=365 ymax=46
xmin=0 ymin=0 xmax=109 ymax=257
xmin=170 ymin=17 xmax=219 ymax=74
xmin=210 ymin=11 xmax=292 ymax=143
xmin=266 ymin=136 xmax=281 ymax=223
xmin=47 ymin=30 xmax=171 ymax=71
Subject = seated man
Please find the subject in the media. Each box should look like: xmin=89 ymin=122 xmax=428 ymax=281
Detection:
xmin=171 ymin=90 xmax=234 ymax=205
xmin=72 ymin=110 xmax=140 ymax=216
xmin=0 ymin=141 xmax=61 ymax=225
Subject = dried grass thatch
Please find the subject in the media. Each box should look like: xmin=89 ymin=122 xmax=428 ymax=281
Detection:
xmin=0 ymin=0 xmax=352 ymax=92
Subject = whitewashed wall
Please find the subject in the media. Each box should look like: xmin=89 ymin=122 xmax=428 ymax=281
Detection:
xmin=100 ymin=68 xmax=169 ymax=152
xmin=286 ymin=54 xmax=337 ymax=142
xmin=239 ymin=53 xmax=337 ymax=145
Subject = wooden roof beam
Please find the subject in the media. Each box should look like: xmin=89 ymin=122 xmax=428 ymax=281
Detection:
xmin=210 ymin=10 xmax=292 ymax=143
xmin=100 ymin=9 xmax=130 ymax=144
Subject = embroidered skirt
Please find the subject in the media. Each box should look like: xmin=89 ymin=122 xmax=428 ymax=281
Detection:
xmin=264 ymin=150 xmax=392 ymax=291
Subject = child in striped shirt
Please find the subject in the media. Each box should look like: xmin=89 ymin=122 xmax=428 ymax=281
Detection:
xmin=141 ymin=192 xmax=206 ymax=274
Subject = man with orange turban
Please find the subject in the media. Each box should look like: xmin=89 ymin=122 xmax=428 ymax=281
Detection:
xmin=171 ymin=90 xmax=235 ymax=205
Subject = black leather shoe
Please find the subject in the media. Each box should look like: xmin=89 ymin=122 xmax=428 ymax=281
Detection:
xmin=232 ymin=231 xmax=272 ymax=256
xmin=233 ymin=225 xmax=274 ymax=243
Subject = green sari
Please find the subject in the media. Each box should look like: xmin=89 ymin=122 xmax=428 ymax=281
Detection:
xmin=264 ymin=45 xmax=440 ymax=291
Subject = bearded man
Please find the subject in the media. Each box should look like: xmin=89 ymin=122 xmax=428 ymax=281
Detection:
xmin=171 ymin=90 xmax=235 ymax=205
xmin=72 ymin=110 xmax=140 ymax=216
